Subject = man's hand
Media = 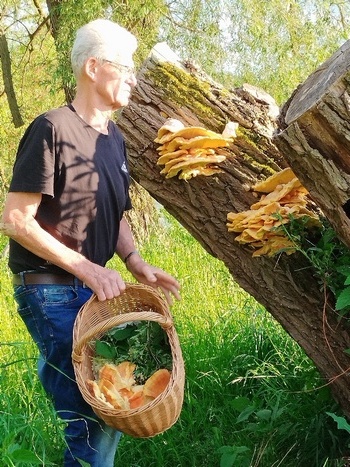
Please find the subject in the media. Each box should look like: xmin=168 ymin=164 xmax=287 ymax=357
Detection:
xmin=78 ymin=264 xmax=126 ymax=301
xmin=125 ymin=253 xmax=181 ymax=305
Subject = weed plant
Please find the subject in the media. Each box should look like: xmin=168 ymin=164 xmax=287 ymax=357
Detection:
xmin=276 ymin=214 xmax=350 ymax=317
xmin=0 ymin=212 xmax=348 ymax=466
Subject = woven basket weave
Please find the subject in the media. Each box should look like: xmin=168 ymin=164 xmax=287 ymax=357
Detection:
xmin=72 ymin=283 xmax=185 ymax=438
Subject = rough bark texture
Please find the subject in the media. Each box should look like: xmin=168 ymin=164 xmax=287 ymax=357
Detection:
xmin=275 ymin=39 xmax=350 ymax=249
xmin=46 ymin=0 xmax=74 ymax=103
xmin=117 ymin=43 xmax=350 ymax=416
xmin=0 ymin=34 xmax=24 ymax=128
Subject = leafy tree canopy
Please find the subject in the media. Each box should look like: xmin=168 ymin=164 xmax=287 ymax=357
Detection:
xmin=162 ymin=0 xmax=350 ymax=104
xmin=1 ymin=0 xmax=350 ymax=193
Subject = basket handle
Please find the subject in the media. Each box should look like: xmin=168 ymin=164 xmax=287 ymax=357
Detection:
xmin=72 ymin=311 xmax=173 ymax=363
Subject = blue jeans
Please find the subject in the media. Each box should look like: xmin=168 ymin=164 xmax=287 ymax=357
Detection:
xmin=13 ymin=281 xmax=121 ymax=466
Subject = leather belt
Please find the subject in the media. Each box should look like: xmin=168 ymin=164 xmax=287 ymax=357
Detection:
xmin=13 ymin=273 xmax=85 ymax=286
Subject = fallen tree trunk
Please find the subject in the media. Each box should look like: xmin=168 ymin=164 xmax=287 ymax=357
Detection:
xmin=274 ymin=39 xmax=350 ymax=250
xmin=117 ymin=43 xmax=350 ymax=416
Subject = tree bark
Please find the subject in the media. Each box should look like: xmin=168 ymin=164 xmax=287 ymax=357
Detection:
xmin=0 ymin=33 xmax=24 ymax=128
xmin=274 ymin=39 xmax=350 ymax=250
xmin=46 ymin=0 xmax=74 ymax=103
xmin=117 ymin=43 xmax=350 ymax=416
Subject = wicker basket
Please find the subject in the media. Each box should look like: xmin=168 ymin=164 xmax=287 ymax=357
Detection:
xmin=72 ymin=283 xmax=185 ymax=438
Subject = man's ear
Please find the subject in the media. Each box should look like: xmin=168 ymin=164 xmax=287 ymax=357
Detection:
xmin=84 ymin=57 xmax=99 ymax=80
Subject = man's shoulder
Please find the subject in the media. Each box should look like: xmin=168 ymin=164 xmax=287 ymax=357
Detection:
xmin=43 ymin=105 xmax=73 ymax=125
xmin=109 ymin=120 xmax=125 ymax=141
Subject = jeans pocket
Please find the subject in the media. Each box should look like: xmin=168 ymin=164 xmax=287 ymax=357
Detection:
xmin=13 ymin=284 xmax=93 ymax=363
xmin=14 ymin=286 xmax=50 ymax=359
xmin=42 ymin=285 xmax=79 ymax=305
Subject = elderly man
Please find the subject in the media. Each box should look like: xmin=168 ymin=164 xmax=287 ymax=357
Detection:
xmin=2 ymin=19 xmax=180 ymax=466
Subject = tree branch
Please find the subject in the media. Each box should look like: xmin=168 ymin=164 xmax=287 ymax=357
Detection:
xmin=0 ymin=33 xmax=24 ymax=128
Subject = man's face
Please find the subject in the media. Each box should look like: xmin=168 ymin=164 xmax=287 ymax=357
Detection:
xmin=95 ymin=55 xmax=137 ymax=110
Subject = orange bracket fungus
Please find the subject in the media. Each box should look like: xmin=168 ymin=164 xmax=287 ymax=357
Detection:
xmin=87 ymin=361 xmax=171 ymax=410
xmin=226 ymin=168 xmax=321 ymax=257
xmin=154 ymin=118 xmax=237 ymax=180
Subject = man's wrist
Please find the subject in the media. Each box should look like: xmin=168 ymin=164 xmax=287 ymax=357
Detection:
xmin=123 ymin=250 xmax=139 ymax=265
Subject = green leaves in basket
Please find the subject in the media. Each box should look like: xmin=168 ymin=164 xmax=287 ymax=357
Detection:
xmin=109 ymin=324 xmax=137 ymax=341
xmin=94 ymin=321 xmax=172 ymax=384
xmin=95 ymin=324 xmax=134 ymax=359
xmin=94 ymin=340 xmax=117 ymax=360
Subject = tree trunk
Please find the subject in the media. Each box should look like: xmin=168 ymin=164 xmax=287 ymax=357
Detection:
xmin=0 ymin=34 xmax=24 ymax=128
xmin=274 ymin=39 xmax=350 ymax=250
xmin=117 ymin=43 xmax=350 ymax=416
xmin=46 ymin=0 xmax=74 ymax=103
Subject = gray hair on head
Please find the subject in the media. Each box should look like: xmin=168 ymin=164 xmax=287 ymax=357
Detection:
xmin=71 ymin=19 xmax=137 ymax=78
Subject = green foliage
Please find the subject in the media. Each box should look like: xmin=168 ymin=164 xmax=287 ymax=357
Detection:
xmin=47 ymin=0 xmax=167 ymax=99
xmin=277 ymin=214 xmax=350 ymax=316
xmin=0 ymin=339 xmax=65 ymax=466
xmin=162 ymin=0 xmax=350 ymax=104
xmin=162 ymin=0 xmax=233 ymax=86
xmin=114 ymin=212 xmax=347 ymax=466
xmin=1 ymin=216 xmax=347 ymax=466
xmin=218 ymin=445 xmax=251 ymax=467
xmin=2 ymin=445 xmax=45 ymax=466
xmin=225 ymin=0 xmax=349 ymax=104
xmin=336 ymin=286 xmax=350 ymax=314
xmin=2 ymin=2 xmax=350 ymax=463
xmin=94 ymin=321 xmax=172 ymax=384
xmin=327 ymin=412 xmax=350 ymax=435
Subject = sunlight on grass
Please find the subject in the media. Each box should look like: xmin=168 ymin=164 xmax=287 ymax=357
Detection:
xmin=0 ymin=214 xmax=347 ymax=466
xmin=115 ymin=212 xmax=346 ymax=467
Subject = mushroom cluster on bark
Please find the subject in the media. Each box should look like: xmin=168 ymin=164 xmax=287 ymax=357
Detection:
xmin=154 ymin=118 xmax=237 ymax=180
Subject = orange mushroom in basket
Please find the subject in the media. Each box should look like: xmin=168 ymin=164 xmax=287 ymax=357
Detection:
xmin=143 ymin=369 xmax=171 ymax=399
xmin=99 ymin=361 xmax=136 ymax=390
xmin=87 ymin=364 xmax=172 ymax=410
xmin=86 ymin=380 xmax=114 ymax=409
xmin=99 ymin=378 xmax=130 ymax=410
xmin=128 ymin=386 xmax=148 ymax=409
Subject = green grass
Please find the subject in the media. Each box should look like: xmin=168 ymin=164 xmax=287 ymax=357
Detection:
xmin=0 ymin=212 xmax=348 ymax=466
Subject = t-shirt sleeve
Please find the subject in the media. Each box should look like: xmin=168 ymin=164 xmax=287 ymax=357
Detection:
xmin=121 ymin=136 xmax=133 ymax=211
xmin=125 ymin=196 xmax=132 ymax=211
xmin=9 ymin=115 xmax=55 ymax=197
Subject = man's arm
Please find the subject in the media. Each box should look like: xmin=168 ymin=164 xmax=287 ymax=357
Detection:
xmin=1 ymin=192 xmax=126 ymax=301
xmin=115 ymin=216 xmax=140 ymax=264
xmin=116 ymin=216 xmax=181 ymax=305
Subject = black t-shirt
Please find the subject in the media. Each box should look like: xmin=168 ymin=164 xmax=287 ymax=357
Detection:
xmin=9 ymin=105 xmax=132 ymax=274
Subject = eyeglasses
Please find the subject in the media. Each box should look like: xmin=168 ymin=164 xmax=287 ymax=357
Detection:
xmin=103 ymin=60 xmax=136 ymax=77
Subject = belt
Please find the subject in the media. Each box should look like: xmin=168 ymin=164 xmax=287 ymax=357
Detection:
xmin=13 ymin=273 xmax=85 ymax=286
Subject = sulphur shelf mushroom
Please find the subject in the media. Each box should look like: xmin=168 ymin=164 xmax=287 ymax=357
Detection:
xmin=86 ymin=362 xmax=171 ymax=410
xmin=154 ymin=119 xmax=237 ymax=180
xmin=226 ymin=168 xmax=321 ymax=257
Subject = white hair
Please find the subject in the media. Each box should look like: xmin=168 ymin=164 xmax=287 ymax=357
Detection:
xmin=71 ymin=19 xmax=137 ymax=78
